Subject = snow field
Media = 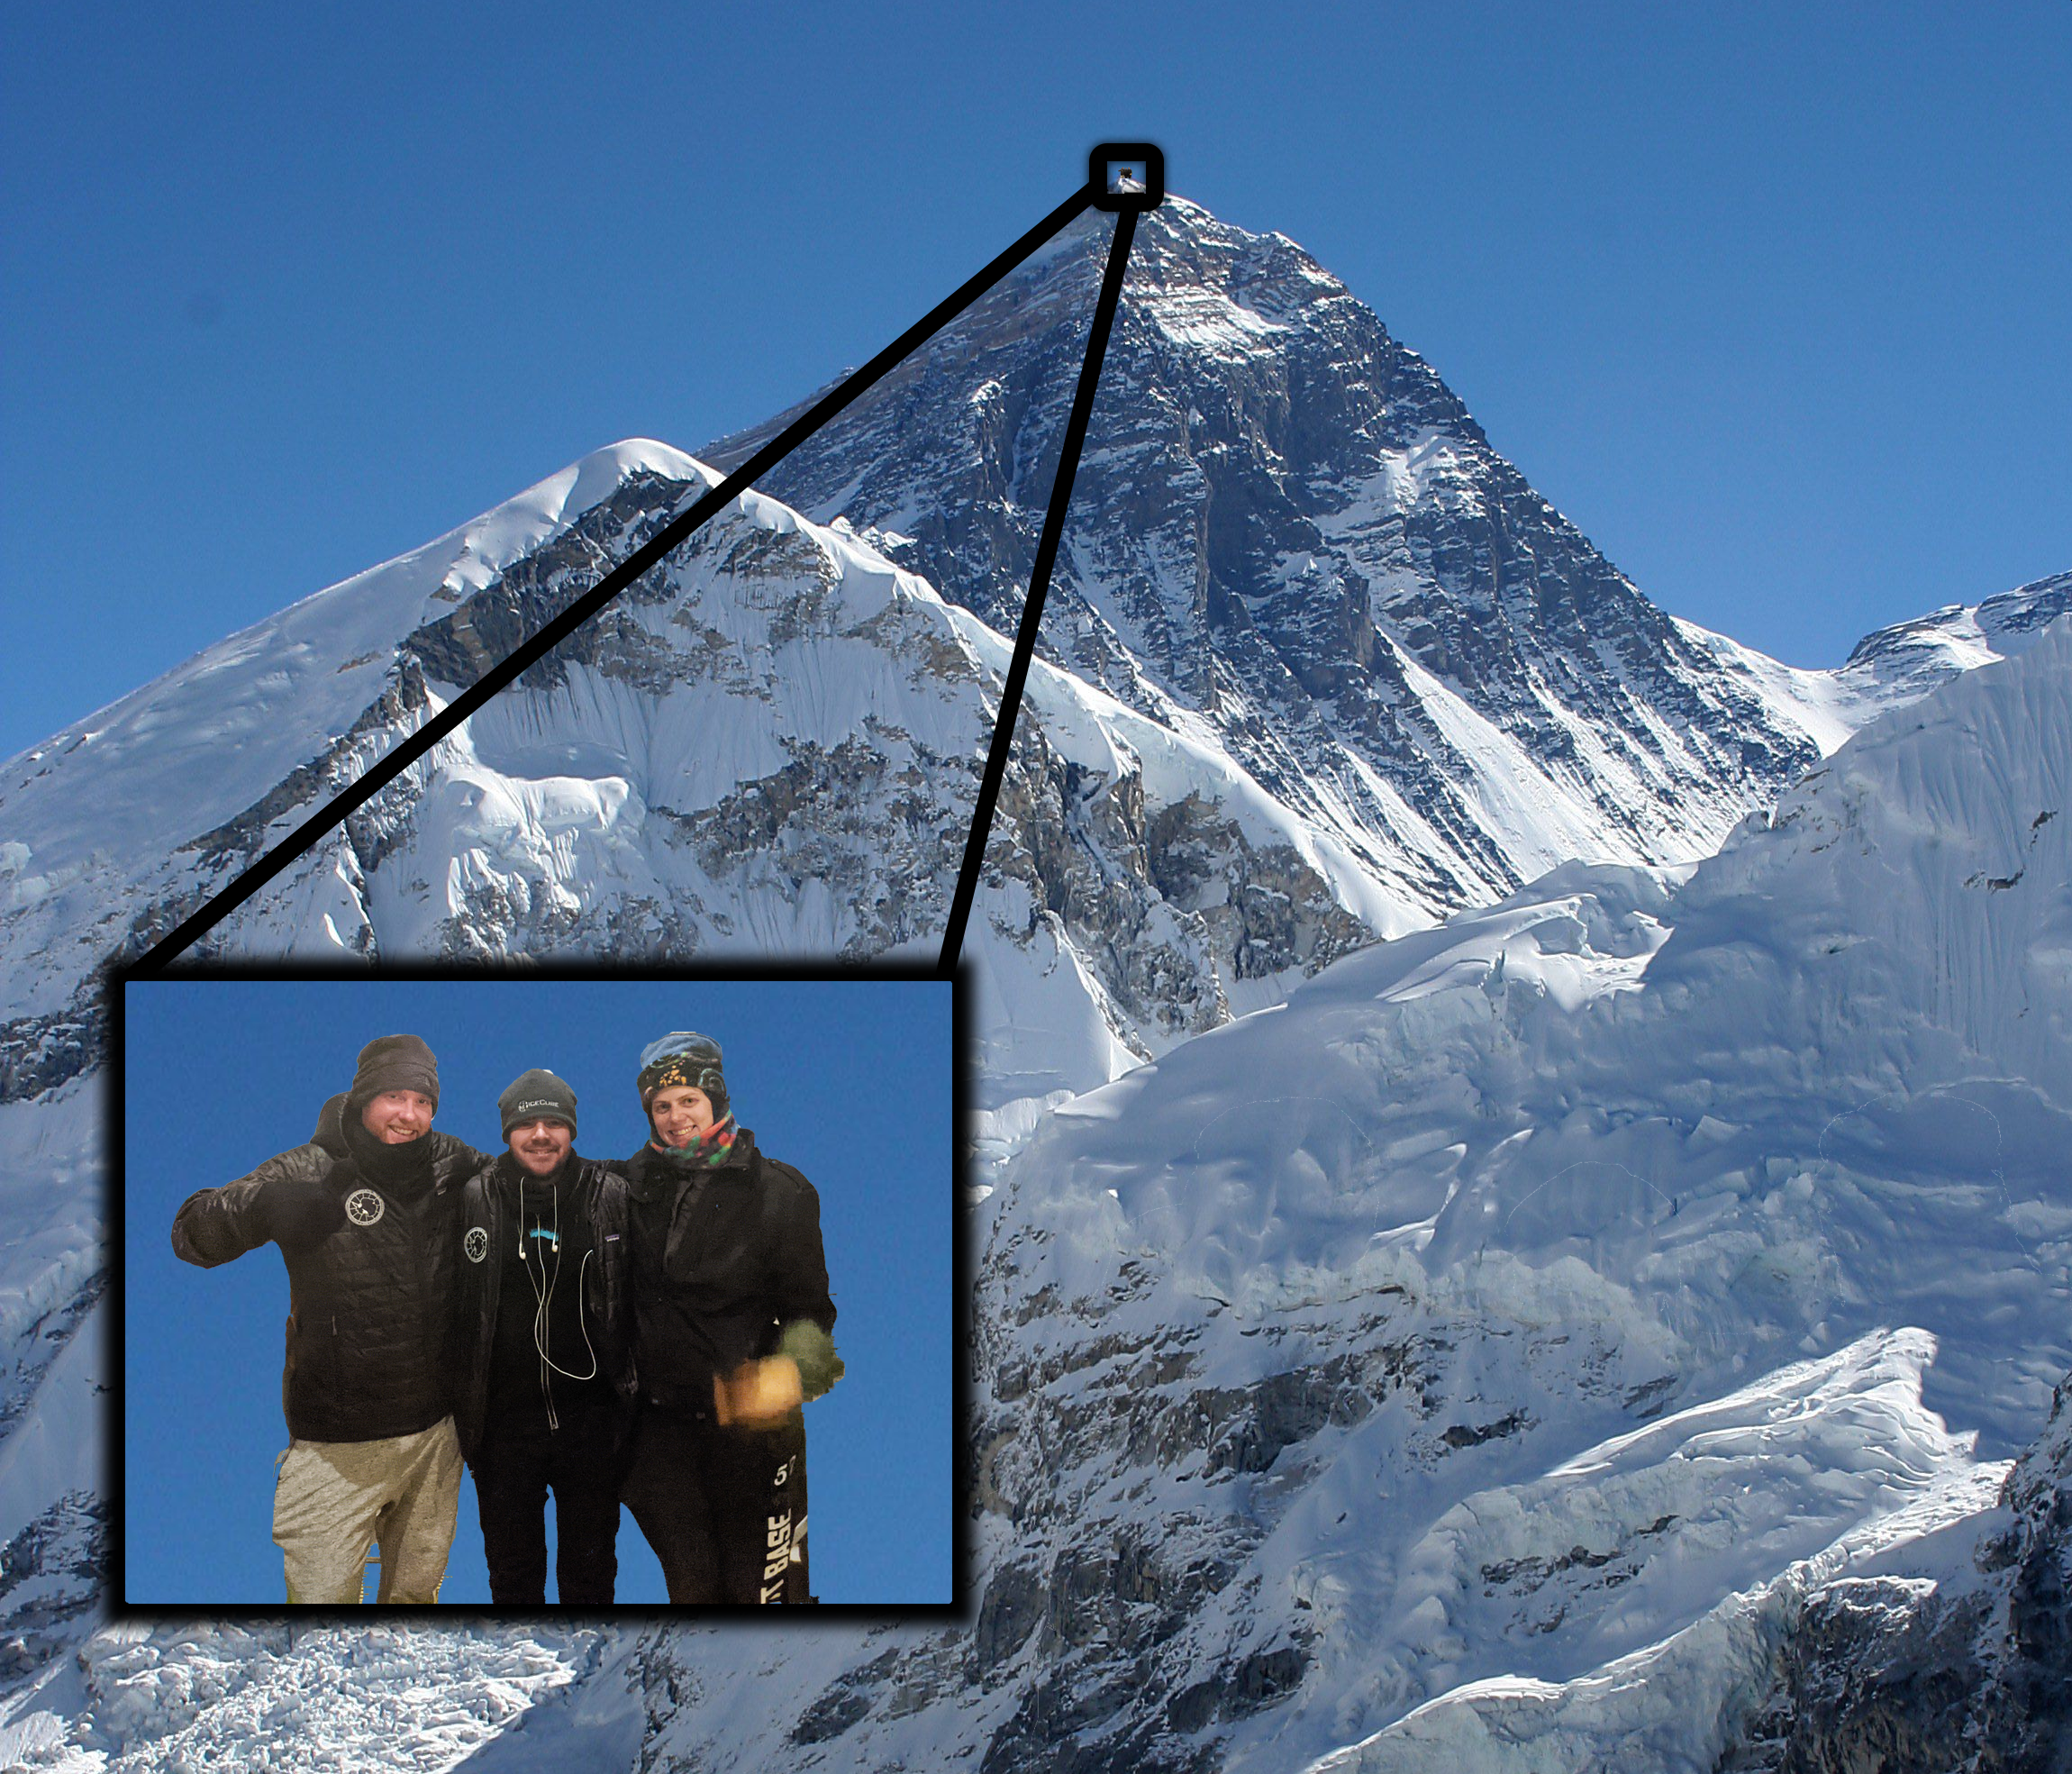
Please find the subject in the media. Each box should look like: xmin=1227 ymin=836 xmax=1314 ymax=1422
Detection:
xmin=970 ymin=626 xmax=2072 ymax=1765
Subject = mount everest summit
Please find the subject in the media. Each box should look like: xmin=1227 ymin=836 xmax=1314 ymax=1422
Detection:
xmin=0 ymin=193 xmax=2067 ymax=1769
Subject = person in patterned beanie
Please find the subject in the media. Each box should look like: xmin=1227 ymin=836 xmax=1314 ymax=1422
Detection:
xmin=172 ymin=1034 xmax=483 ymax=1605
xmin=620 ymin=1030 xmax=844 ymax=1603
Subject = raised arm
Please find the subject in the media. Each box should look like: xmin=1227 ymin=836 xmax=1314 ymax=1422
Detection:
xmin=170 ymin=1144 xmax=338 ymax=1267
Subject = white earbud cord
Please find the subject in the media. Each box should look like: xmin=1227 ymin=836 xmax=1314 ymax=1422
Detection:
xmin=520 ymin=1178 xmax=601 ymax=1433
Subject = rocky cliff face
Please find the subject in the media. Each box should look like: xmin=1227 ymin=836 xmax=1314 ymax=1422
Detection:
xmin=1722 ymin=1369 xmax=2072 ymax=1773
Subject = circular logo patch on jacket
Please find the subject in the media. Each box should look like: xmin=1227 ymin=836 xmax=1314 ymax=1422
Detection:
xmin=464 ymin=1225 xmax=489 ymax=1264
xmin=344 ymin=1188 xmax=386 ymax=1227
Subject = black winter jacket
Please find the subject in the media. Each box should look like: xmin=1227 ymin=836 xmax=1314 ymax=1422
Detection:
xmin=621 ymin=1128 xmax=836 ymax=1415
xmin=171 ymin=1095 xmax=480 ymax=1442
xmin=451 ymin=1153 xmax=637 ymax=1463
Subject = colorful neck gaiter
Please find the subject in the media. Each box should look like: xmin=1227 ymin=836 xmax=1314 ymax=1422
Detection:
xmin=650 ymin=1112 xmax=738 ymax=1171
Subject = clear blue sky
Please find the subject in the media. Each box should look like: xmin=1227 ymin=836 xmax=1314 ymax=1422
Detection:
xmin=122 ymin=975 xmax=954 ymax=1607
xmin=5 ymin=4 xmax=2068 ymax=761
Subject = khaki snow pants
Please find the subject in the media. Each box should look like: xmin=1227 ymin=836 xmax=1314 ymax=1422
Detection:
xmin=273 ymin=1417 xmax=463 ymax=1605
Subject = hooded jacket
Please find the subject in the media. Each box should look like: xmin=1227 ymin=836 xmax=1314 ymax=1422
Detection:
xmin=172 ymin=1094 xmax=479 ymax=1442
xmin=450 ymin=1152 xmax=637 ymax=1463
xmin=621 ymin=1126 xmax=835 ymax=1415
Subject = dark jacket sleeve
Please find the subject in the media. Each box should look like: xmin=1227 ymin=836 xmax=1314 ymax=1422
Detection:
xmin=169 ymin=1143 xmax=327 ymax=1268
xmin=429 ymin=1132 xmax=486 ymax=1180
xmin=770 ymin=1161 xmax=836 ymax=1338
xmin=767 ymin=1160 xmax=843 ymax=1399
xmin=590 ymin=1166 xmax=639 ymax=1400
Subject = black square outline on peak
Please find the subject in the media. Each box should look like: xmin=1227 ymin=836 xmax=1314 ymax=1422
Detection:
xmin=1090 ymin=141 xmax=1164 ymax=212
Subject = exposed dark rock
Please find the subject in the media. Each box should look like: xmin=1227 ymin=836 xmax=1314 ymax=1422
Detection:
xmin=0 ymin=980 xmax=105 ymax=1104
xmin=977 ymin=1561 xmax=1047 ymax=1673
xmin=0 ymin=1492 xmax=107 ymax=1693
xmin=1440 ymin=1409 xmax=1529 ymax=1450
xmin=1720 ymin=1369 xmax=2072 ymax=1772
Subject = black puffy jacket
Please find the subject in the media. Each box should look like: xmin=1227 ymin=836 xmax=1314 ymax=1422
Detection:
xmin=621 ymin=1128 xmax=836 ymax=1415
xmin=171 ymin=1095 xmax=480 ymax=1442
xmin=450 ymin=1153 xmax=637 ymax=1463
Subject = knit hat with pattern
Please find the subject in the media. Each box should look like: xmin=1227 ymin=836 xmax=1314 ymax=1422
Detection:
xmin=636 ymin=1031 xmax=728 ymax=1124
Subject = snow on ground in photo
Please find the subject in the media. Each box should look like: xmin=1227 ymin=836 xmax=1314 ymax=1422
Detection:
xmin=967 ymin=621 xmax=2072 ymax=1769
xmin=0 ymin=398 xmax=2064 ymax=1766
xmin=0 ymin=1622 xmax=607 ymax=1773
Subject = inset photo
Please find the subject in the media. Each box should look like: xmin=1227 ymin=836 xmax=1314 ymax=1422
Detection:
xmin=115 ymin=968 xmax=958 ymax=1612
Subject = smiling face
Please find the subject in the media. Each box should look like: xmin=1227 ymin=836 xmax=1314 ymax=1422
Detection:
xmin=650 ymin=1083 xmax=715 ymax=1149
xmin=507 ymin=1117 xmax=574 ymax=1177
xmin=360 ymin=1089 xmax=434 ymax=1143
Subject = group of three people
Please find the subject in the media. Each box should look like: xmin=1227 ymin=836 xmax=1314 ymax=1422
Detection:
xmin=171 ymin=1029 xmax=842 ymax=1606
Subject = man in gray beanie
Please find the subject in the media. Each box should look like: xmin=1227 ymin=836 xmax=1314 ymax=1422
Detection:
xmin=172 ymin=1034 xmax=483 ymax=1604
xmin=451 ymin=1068 xmax=636 ymax=1604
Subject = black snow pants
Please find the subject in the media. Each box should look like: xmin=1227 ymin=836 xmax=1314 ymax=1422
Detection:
xmin=621 ymin=1406 xmax=812 ymax=1605
xmin=472 ymin=1397 xmax=625 ymax=1606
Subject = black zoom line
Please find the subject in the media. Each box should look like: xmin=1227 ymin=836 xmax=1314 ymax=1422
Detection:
xmin=134 ymin=184 xmax=1098 ymax=973
xmin=937 ymin=207 xmax=1138 ymax=976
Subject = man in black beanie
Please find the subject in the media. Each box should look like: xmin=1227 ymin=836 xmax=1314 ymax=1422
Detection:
xmin=172 ymin=1034 xmax=482 ymax=1604
xmin=451 ymin=1069 xmax=636 ymax=1604
xmin=619 ymin=1031 xmax=842 ymax=1604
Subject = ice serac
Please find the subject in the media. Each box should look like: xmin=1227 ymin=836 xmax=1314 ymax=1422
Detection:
xmin=613 ymin=630 xmax=2072 ymax=1771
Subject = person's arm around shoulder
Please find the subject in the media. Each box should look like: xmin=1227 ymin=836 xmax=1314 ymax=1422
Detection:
xmin=428 ymin=1131 xmax=488 ymax=1180
xmin=588 ymin=1163 xmax=640 ymax=1374
xmin=170 ymin=1143 xmax=341 ymax=1267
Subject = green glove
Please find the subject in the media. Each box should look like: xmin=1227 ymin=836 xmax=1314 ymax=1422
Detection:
xmin=777 ymin=1320 xmax=845 ymax=1401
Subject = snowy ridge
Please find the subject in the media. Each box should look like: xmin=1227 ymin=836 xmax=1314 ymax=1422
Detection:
xmin=0 ymin=441 xmax=711 ymax=1023
xmin=1840 ymin=566 xmax=2072 ymax=698
xmin=937 ymin=624 xmax=2072 ymax=1769
xmin=0 ymin=441 xmax=701 ymax=906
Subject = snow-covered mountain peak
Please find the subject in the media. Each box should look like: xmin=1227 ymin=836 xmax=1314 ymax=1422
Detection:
xmin=1838 ymin=566 xmax=2072 ymax=701
xmin=1 ymin=180 xmax=2069 ymax=1767
xmin=0 ymin=440 xmax=714 ymax=895
xmin=715 ymin=189 xmax=1984 ymax=954
xmin=1661 ymin=611 xmax=2072 ymax=1104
